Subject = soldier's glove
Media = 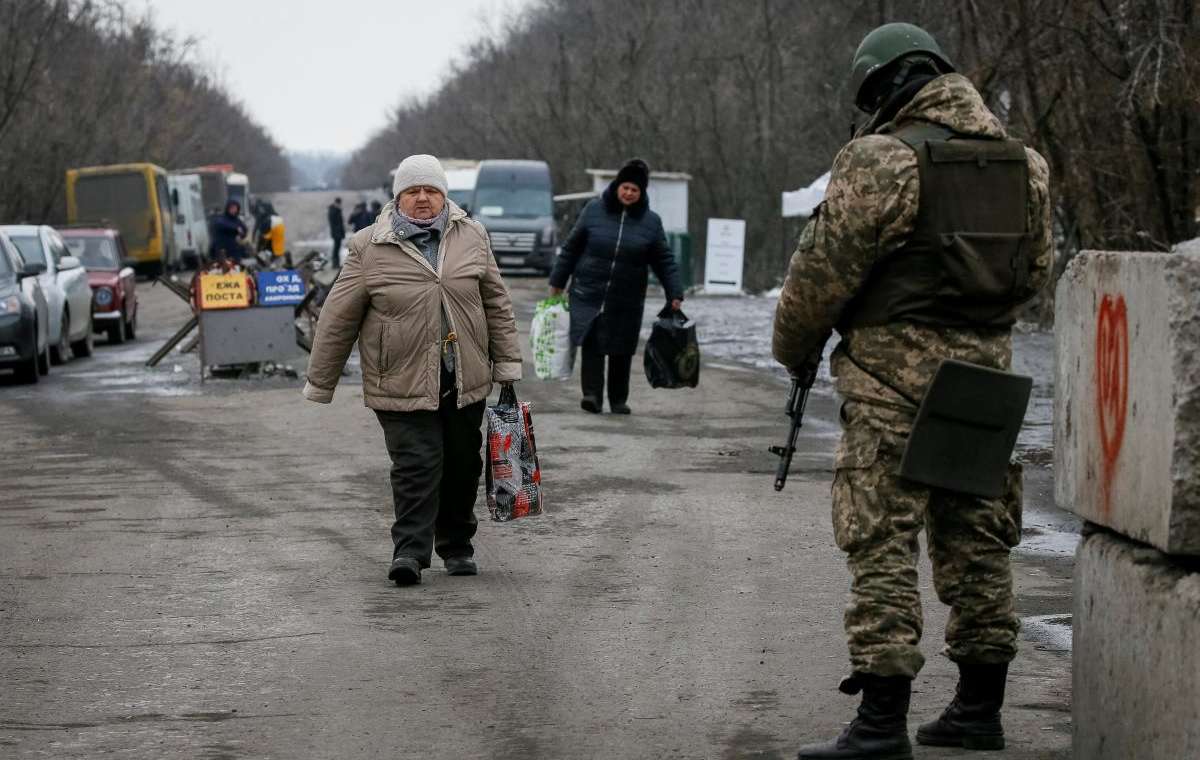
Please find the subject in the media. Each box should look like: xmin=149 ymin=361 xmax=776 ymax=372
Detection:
xmin=790 ymin=360 xmax=820 ymax=388
xmin=838 ymin=673 xmax=867 ymax=695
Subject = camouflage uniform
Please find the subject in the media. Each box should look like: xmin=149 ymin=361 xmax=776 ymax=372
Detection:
xmin=773 ymin=74 xmax=1053 ymax=679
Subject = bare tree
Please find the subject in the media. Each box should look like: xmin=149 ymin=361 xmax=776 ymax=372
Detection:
xmin=342 ymin=0 xmax=1200 ymax=292
xmin=0 ymin=0 xmax=291 ymax=223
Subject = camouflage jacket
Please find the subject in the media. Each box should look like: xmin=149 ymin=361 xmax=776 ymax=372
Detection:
xmin=772 ymin=74 xmax=1053 ymax=416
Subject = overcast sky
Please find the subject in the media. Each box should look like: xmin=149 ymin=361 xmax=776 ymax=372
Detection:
xmin=142 ymin=0 xmax=534 ymax=154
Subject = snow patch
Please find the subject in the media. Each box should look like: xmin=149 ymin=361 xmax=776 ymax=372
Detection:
xmin=1173 ymin=237 xmax=1200 ymax=255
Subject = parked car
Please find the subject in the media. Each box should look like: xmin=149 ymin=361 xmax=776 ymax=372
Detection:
xmin=0 ymin=230 xmax=50 ymax=383
xmin=167 ymin=173 xmax=210 ymax=268
xmin=58 ymin=227 xmax=138 ymax=344
xmin=2 ymin=224 xmax=93 ymax=363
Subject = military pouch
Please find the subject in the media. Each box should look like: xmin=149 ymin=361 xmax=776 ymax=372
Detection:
xmin=937 ymin=231 xmax=1031 ymax=304
xmin=899 ymin=359 xmax=1031 ymax=499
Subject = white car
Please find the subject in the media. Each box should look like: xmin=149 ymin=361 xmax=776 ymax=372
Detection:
xmin=2 ymin=225 xmax=93 ymax=363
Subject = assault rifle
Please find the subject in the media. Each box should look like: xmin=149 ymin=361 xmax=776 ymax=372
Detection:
xmin=769 ymin=363 xmax=819 ymax=491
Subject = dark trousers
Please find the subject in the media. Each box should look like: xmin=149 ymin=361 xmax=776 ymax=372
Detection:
xmin=580 ymin=332 xmax=633 ymax=405
xmin=374 ymin=372 xmax=485 ymax=567
xmin=330 ymin=235 xmax=343 ymax=267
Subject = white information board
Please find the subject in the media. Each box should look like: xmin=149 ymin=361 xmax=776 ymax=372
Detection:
xmin=704 ymin=218 xmax=746 ymax=294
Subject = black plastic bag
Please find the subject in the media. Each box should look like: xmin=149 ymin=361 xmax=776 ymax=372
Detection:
xmin=644 ymin=305 xmax=700 ymax=389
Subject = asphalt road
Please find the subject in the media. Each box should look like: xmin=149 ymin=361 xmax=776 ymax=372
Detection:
xmin=0 ymin=275 xmax=1072 ymax=759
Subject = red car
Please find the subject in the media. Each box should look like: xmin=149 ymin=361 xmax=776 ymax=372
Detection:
xmin=58 ymin=227 xmax=138 ymax=344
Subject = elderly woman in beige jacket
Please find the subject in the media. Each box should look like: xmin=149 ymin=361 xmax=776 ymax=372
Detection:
xmin=303 ymin=154 xmax=523 ymax=586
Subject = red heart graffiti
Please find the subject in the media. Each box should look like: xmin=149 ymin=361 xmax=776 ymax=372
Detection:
xmin=1095 ymin=293 xmax=1129 ymax=511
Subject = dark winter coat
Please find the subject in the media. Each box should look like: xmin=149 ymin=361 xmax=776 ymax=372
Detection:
xmin=209 ymin=212 xmax=247 ymax=258
xmin=549 ymin=183 xmax=683 ymax=355
xmin=349 ymin=207 xmax=372 ymax=232
xmin=328 ymin=204 xmax=345 ymax=238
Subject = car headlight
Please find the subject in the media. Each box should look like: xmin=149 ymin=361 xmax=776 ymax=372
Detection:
xmin=94 ymin=287 xmax=114 ymax=307
xmin=0 ymin=295 xmax=20 ymax=315
xmin=541 ymin=224 xmax=556 ymax=246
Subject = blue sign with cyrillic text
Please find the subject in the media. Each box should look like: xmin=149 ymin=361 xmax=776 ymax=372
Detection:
xmin=256 ymin=270 xmax=306 ymax=307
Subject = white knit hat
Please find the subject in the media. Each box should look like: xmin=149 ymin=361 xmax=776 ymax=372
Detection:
xmin=392 ymin=154 xmax=448 ymax=197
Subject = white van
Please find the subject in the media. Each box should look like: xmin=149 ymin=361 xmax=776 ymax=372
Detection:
xmin=444 ymin=162 xmax=479 ymax=212
xmin=167 ymin=174 xmax=210 ymax=267
xmin=226 ymin=172 xmax=250 ymax=209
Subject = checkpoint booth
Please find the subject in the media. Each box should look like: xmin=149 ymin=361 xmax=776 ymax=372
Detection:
xmin=195 ymin=269 xmax=306 ymax=380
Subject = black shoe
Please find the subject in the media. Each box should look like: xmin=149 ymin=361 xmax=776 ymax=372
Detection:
xmin=916 ymin=663 xmax=1007 ymax=750
xmin=581 ymin=396 xmax=602 ymax=414
xmin=387 ymin=556 xmax=421 ymax=586
xmin=797 ymin=674 xmax=913 ymax=760
xmin=444 ymin=556 xmax=478 ymax=576
xmin=610 ymin=402 xmax=631 ymax=415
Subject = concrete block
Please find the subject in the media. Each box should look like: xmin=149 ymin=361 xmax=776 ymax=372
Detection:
xmin=1074 ymin=531 xmax=1200 ymax=759
xmin=1055 ymin=251 xmax=1200 ymax=554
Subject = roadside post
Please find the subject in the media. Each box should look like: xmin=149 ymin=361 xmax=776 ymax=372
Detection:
xmin=703 ymin=218 xmax=745 ymax=294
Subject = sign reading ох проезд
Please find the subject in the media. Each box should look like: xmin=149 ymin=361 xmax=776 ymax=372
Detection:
xmin=256 ymin=270 xmax=306 ymax=307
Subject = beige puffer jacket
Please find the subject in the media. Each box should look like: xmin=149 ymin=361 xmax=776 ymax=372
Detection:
xmin=302 ymin=201 xmax=523 ymax=411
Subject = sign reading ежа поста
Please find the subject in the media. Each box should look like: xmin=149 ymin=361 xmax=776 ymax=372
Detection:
xmin=199 ymin=273 xmax=251 ymax=310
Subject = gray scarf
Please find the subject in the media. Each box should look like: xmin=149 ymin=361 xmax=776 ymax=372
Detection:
xmin=390 ymin=206 xmax=449 ymax=270
xmin=389 ymin=204 xmax=456 ymax=377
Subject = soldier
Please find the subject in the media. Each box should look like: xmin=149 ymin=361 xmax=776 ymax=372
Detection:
xmin=773 ymin=23 xmax=1053 ymax=760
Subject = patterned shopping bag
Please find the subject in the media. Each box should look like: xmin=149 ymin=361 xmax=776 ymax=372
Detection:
xmin=485 ymin=384 xmax=544 ymax=521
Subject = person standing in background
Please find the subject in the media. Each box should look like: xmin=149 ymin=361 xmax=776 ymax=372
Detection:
xmin=209 ymin=199 xmax=248 ymax=262
xmin=348 ymin=201 xmax=371 ymax=232
xmin=548 ymin=158 xmax=683 ymax=415
xmin=327 ymin=197 xmax=345 ymax=268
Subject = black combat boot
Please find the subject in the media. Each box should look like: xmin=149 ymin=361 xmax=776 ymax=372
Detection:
xmin=916 ymin=663 xmax=1007 ymax=750
xmin=797 ymin=673 xmax=913 ymax=760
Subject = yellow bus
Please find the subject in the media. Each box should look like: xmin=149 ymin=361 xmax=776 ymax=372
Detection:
xmin=65 ymin=163 xmax=179 ymax=274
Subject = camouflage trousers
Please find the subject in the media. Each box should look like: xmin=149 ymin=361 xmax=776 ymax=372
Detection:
xmin=832 ymin=400 xmax=1022 ymax=679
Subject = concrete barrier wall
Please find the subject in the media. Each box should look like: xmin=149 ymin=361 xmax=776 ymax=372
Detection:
xmin=1074 ymin=531 xmax=1200 ymax=759
xmin=1054 ymin=251 xmax=1200 ymax=555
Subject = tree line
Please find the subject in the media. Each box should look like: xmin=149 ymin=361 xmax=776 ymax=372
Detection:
xmin=343 ymin=0 xmax=1198 ymax=302
xmin=0 ymin=0 xmax=291 ymax=224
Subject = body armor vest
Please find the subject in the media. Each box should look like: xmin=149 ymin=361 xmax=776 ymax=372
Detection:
xmin=840 ymin=122 xmax=1034 ymax=330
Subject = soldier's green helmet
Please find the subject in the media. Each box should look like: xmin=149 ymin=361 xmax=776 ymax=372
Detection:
xmin=851 ymin=22 xmax=954 ymax=113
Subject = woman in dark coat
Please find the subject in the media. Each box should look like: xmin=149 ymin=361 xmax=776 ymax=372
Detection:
xmin=549 ymin=159 xmax=684 ymax=414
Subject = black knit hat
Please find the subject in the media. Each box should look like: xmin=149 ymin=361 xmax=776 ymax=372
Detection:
xmin=615 ymin=158 xmax=650 ymax=192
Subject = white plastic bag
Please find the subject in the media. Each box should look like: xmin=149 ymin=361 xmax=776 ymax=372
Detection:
xmin=530 ymin=296 xmax=574 ymax=380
